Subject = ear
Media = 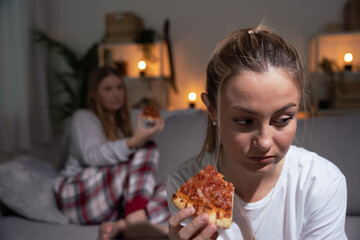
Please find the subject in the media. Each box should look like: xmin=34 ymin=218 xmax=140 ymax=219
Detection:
xmin=201 ymin=93 xmax=217 ymax=120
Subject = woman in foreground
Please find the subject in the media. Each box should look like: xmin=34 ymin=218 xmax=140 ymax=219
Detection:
xmin=167 ymin=25 xmax=347 ymax=239
xmin=54 ymin=66 xmax=169 ymax=240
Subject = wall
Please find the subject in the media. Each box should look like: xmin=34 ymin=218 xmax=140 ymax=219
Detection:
xmin=46 ymin=0 xmax=348 ymax=109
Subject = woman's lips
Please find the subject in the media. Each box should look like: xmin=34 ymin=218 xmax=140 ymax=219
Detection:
xmin=111 ymin=101 xmax=122 ymax=105
xmin=247 ymin=156 xmax=275 ymax=163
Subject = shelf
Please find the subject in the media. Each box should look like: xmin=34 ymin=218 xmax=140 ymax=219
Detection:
xmin=309 ymin=31 xmax=360 ymax=110
xmin=100 ymin=39 xmax=163 ymax=48
xmin=98 ymin=41 xmax=170 ymax=78
xmin=315 ymin=108 xmax=360 ymax=117
xmin=311 ymin=72 xmax=360 ymax=81
xmin=334 ymin=80 xmax=360 ymax=108
xmin=311 ymin=73 xmax=360 ymax=110
xmin=309 ymin=32 xmax=360 ymax=73
xmin=123 ymin=77 xmax=169 ymax=109
xmin=312 ymin=31 xmax=360 ymax=37
xmin=98 ymin=41 xmax=171 ymax=109
xmin=124 ymin=76 xmax=170 ymax=81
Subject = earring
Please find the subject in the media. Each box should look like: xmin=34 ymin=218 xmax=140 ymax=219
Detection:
xmin=212 ymin=120 xmax=217 ymax=126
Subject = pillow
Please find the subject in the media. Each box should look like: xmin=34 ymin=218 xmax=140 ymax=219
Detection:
xmin=295 ymin=114 xmax=360 ymax=215
xmin=0 ymin=155 xmax=69 ymax=224
xmin=152 ymin=109 xmax=208 ymax=183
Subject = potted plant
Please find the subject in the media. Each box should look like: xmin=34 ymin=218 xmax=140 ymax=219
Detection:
xmin=31 ymin=29 xmax=102 ymax=128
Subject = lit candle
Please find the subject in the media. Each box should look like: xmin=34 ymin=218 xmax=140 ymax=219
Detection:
xmin=188 ymin=92 xmax=197 ymax=108
xmin=344 ymin=52 xmax=353 ymax=71
xmin=138 ymin=60 xmax=147 ymax=76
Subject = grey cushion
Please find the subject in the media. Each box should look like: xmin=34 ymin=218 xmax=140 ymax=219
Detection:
xmin=345 ymin=215 xmax=360 ymax=240
xmin=295 ymin=114 xmax=360 ymax=215
xmin=0 ymin=155 xmax=68 ymax=224
xmin=129 ymin=109 xmax=208 ymax=184
xmin=0 ymin=216 xmax=98 ymax=240
xmin=153 ymin=109 xmax=208 ymax=183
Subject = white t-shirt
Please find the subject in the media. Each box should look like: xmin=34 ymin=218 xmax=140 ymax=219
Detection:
xmin=60 ymin=109 xmax=135 ymax=176
xmin=167 ymin=145 xmax=347 ymax=240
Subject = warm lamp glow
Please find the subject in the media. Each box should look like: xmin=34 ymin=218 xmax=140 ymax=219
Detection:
xmin=344 ymin=52 xmax=354 ymax=71
xmin=188 ymin=92 xmax=197 ymax=102
xmin=344 ymin=53 xmax=353 ymax=63
xmin=188 ymin=92 xmax=197 ymax=108
xmin=138 ymin=60 xmax=147 ymax=70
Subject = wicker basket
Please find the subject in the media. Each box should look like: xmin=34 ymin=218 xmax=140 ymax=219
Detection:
xmin=105 ymin=12 xmax=144 ymax=42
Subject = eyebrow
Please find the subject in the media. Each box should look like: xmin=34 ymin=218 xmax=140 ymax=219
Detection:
xmin=231 ymin=103 xmax=298 ymax=115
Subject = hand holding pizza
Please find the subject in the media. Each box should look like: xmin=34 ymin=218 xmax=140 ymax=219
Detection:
xmin=168 ymin=207 xmax=218 ymax=240
xmin=127 ymin=106 xmax=165 ymax=149
xmin=169 ymin=165 xmax=234 ymax=239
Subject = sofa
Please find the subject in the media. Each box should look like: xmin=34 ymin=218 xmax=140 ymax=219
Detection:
xmin=0 ymin=108 xmax=359 ymax=239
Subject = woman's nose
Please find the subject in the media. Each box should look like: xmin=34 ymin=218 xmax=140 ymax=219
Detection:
xmin=113 ymin=89 xmax=120 ymax=97
xmin=252 ymin=125 xmax=273 ymax=151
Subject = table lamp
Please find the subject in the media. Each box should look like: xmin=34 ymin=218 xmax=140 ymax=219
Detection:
xmin=138 ymin=60 xmax=147 ymax=76
xmin=344 ymin=52 xmax=353 ymax=71
xmin=188 ymin=92 xmax=196 ymax=108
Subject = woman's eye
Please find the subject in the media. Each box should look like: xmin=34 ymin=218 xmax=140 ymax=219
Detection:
xmin=234 ymin=119 xmax=253 ymax=125
xmin=273 ymin=116 xmax=293 ymax=126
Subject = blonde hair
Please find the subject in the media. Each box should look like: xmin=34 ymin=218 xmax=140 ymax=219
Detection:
xmin=87 ymin=66 xmax=133 ymax=141
xmin=198 ymin=25 xmax=309 ymax=162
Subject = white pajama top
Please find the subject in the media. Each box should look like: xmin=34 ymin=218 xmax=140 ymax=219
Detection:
xmin=167 ymin=146 xmax=348 ymax=240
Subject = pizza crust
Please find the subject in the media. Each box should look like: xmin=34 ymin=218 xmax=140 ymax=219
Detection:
xmin=172 ymin=192 xmax=233 ymax=229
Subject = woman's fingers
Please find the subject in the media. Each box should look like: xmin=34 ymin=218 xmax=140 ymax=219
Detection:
xmin=178 ymin=213 xmax=209 ymax=239
xmin=169 ymin=208 xmax=218 ymax=240
xmin=137 ymin=114 xmax=143 ymax=127
xmin=194 ymin=223 xmax=217 ymax=240
xmin=153 ymin=118 xmax=165 ymax=133
xmin=169 ymin=207 xmax=195 ymax=229
xmin=157 ymin=118 xmax=165 ymax=131
xmin=169 ymin=207 xmax=195 ymax=239
xmin=132 ymin=115 xmax=164 ymax=148
xmin=144 ymin=118 xmax=164 ymax=134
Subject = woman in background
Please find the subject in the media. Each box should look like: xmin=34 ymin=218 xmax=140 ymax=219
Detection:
xmin=54 ymin=66 xmax=169 ymax=240
xmin=167 ymin=25 xmax=347 ymax=240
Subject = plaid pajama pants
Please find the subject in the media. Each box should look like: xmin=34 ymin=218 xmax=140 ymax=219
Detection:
xmin=55 ymin=141 xmax=170 ymax=225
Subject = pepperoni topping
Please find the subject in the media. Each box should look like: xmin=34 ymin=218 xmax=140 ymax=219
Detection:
xmin=142 ymin=105 xmax=160 ymax=118
xmin=175 ymin=165 xmax=234 ymax=215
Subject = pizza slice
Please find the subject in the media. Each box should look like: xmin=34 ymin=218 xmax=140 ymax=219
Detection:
xmin=142 ymin=105 xmax=161 ymax=127
xmin=171 ymin=165 xmax=234 ymax=229
xmin=142 ymin=105 xmax=160 ymax=121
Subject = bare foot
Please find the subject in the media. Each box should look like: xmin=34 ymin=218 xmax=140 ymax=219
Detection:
xmin=98 ymin=220 xmax=125 ymax=240
xmin=123 ymin=221 xmax=169 ymax=239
